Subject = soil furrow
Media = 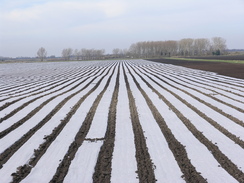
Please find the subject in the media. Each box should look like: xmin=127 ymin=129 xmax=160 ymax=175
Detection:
xmin=0 ymin=67 xmax=104 ymax=123
xmin=0 ymin=76 xmax=72 ymax=98
xmin=146 ymin=63 xmax=244 ymax=97
xmin=122 ymin=64 xmax=156 ymax=183
xmin=0 ymin=78 xmax=77 ymax=111
xmin=50 ymin=63 xmax=119 ymax=183
xmin=157 ymin=63 xmax=244 ymax=90
xmin=161 ymin=66 xmax=244 ymax=100
xmin=142 ymin=66 xmax=244 ymax=112
xmin=0 ymin=63 xmax=87 ymax=92
xmin=0 ymin=67 xmax=104 ymax=138
xmin=0 ymin=67 xmax=75 ymax=95
xmin=203 ymin=75 xmax=244 ymax=86
xmin=135 ymin=66 xmax=244 ymax=148
xmin=139 ymin=65 xmax=244 ymax=128
xmin=92 ymin=64 xmax=120 ymax=182
xmin=127 ymin=63 xmax=244 ymax=182
xmin=0 ymin=79 xmax=52 ymax=95
xmin=176 ymin=68 xmax=244 ymax=94
xmin=0 ymin=67 xmax=99 ymax=111
xmin=125 ymin=63 xmax=206 ymax=183
xmin=1 ymin=60 xmax=243 ymax=182
xmin=162 ymin=71 xmax=244 ymax=104
xmin=0 ymin=64 xmax=100 ymax=99
xmin=9 ymin=63 xmax=117 ymax=182
xmin=145 ymin=64 xmax=244 ymax=98
xmin=0 ymin=67 xmax=92 ymax=103
xmin=188 ymin=73 xmax=244 ymax=90
xmin=0 ymin=64 xmax=114 ymax=169
xmin=0 ymin=65 xmax=105 ymax=123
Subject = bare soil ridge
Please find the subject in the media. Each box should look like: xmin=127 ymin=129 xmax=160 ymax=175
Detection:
xmin=0 ymin=60 xmax=243 ymax=182
xmin=147 ymin=58 xmax=244 ymax=79
xmin=127 ymin=62 xmax=244 ymax=182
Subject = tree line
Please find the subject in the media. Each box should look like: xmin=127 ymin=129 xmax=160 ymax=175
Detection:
xmin=127 ymin=37 xmax=227 ymax=58
xmin=37 ymin=48 xmax=106 ymax=61
xmin=62 ymin=48 xmax=106 ymax=61
xmin=37 ymin=37 xmax=227 ymax=61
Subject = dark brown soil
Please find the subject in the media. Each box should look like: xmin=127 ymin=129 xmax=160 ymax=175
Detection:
xmin=126 ymin=64 xmax=207 ymax=182
xmin=50 ymin=64 xmax=118 ymax=183
xmin=93 ymin=64 xmax=120 ymax=182
xmin=1 ymin=60 xmax=243 ymax=182
xmin=122 ymin=65 xmax=156 ymax=182
xmin=127 ymin=62 xmax=244 ymax=182
xmin=0 ymin=68 xmax=104 ymax=138
xmin=147 ymin=59 xmax=244 ymax=79
xmin=5 ymin=64 xmax=115 ymax=182
xmin=182 ymin=55 xmax=244 ymax=60
xmin=136 ymin=65 xmax=244 ymax=148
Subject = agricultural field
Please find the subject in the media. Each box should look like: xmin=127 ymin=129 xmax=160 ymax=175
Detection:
xmin=148 ymin=57 xmax=244 ymax=79
xmin=179 ymin=55 xmax=244 ymax=61
xmin=0 ymin=59 xmax=243 ymax=182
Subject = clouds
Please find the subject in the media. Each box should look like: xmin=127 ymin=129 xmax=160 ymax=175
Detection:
xmin=1 ymin=1 xmax=126 ymax=28
xmin=0 ymin=0 xmax=244 ymax=57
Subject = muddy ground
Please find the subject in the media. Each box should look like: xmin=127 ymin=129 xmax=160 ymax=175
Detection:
xmin=147 ymin=58 xmax=244 ymax=79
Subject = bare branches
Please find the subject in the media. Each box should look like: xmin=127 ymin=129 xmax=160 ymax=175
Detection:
xmin=62 ymin=48 xmax=73 ymax=61
xmin=37 ymin=47 xmax=47 ymax=61
xmin=80 ymin=48 xmax=105 ymax=60
xmin=128 ymin=37 xmax=227 ymax=58
xmin=57 ymin=37 xmax=227 ymax=61
xmin=211 ymin=37 xmax=227 ymax=55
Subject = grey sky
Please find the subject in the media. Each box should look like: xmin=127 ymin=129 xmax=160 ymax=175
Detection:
xmin=1 ymin=0 xmax=244 ymax=57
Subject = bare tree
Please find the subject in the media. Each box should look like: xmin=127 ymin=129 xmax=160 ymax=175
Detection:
xmin=179 ymin=38 xmax=194 ymax=56
xmin=193 ymin=38 xmax=210 ymax=55
xmin=37 ymin=47 xmax=47 ymax=61
xmin=163 ymin=40 xmax=178 ymax=56
xmin=128 ymin=40 xmax=179 ymax=58
xmin=95 ymin=49 xmax=105 ymax=59
xmin=211 ymin=37 xmax=227 ymax=55
xmin=118 ymin=49 xmax=128 ymax=58
xmin=81 ymin=48 xmax=92 ymax=60
xmin=112 ymin=48 xmax=120 ymax=58
xmin=80 ymin=48 xmax=105 ymax=60
xmin=80 ymin=48 xmax=87 ymax=60
xmin=129 ymin=44 xmax=138 ymax=58
xmin=128 ymin=37 xmax=227 ymax=58
xmin=62 ymin=48 xmax=73 ymax=61
xmin=74 ymin=49 xmax=81 ymax=61
xmin=100 ymin=49 xmax=106 ymax=59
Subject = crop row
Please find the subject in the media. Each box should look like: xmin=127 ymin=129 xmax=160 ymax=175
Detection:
xmin=0 ymin=60 xmax=243 ymax=182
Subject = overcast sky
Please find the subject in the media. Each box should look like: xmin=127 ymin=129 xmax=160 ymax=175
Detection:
xmin=1 ymin=0 xmax=244 ymax=57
